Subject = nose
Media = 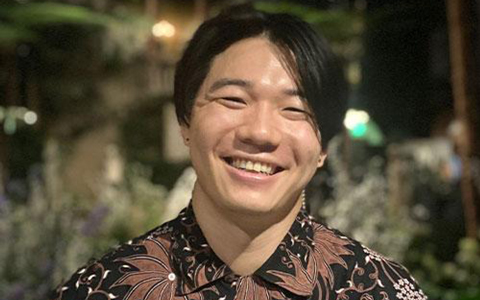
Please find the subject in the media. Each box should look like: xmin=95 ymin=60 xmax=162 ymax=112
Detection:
xmin=235 ymin=103 xmax=281 ymax=151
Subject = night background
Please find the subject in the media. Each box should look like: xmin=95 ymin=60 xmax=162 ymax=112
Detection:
xmin=0 ymin=0 xmax=479 ymax=299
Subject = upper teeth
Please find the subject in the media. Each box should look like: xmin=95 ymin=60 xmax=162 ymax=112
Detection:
xmin=231 ymin=158 xmax=275 ymax=175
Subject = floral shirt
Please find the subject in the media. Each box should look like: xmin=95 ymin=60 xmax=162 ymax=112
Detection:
xmin=50 ymin=205 xmax=427 ymax=300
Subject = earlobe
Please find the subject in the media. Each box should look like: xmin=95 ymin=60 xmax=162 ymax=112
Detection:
xmin=317 ymin=152 xmax=327 ymax=168
xmin=180 ymin=126 xmax=190 ymax=147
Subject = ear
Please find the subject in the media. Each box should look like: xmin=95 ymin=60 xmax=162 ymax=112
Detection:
xmin=180 ymin=125 xmax=190 ymax=147
xmin=317 ymin=151 xmax=327 ymax=168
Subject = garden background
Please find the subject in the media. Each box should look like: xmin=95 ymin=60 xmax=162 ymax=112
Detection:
xmin=1 ymin=0 xmax=479 ymax=299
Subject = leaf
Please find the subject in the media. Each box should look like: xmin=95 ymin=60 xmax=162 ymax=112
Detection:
xmin=0 ymin=21 xmax=37 ymax=45
xmin=0 ymin=3 xmax=112 ymax=27
xmin=254 ymin=1 xmax=364 ymax=42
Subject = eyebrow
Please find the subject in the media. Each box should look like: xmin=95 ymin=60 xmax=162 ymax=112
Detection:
xmin=208 ymin=77 xmax=303 ymax=98
xmin=208 ymin=78 xmax=252 ymax=93
xmin=283 ymin=88 xmax=302 ymax=97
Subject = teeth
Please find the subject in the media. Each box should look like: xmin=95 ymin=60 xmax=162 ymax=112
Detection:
xmin=239 ymin=160 xmax=246 ymax=169
xmin=230 ymin=158 xmax=275 ymax=175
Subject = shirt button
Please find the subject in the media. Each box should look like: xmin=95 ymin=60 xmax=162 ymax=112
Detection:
xmin=224 ymin=274 xmax=237 ymax=283
xmin=168 ymin=273 xmax=176 ymax=281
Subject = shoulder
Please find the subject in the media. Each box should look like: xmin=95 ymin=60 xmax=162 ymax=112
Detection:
xmin=49 ymin=221 xmax=177 ymax=300
xmin=310 ymin=219 xmax=427 ymax=300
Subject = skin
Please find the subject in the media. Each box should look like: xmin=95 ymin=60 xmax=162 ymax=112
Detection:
xmin=181 ymin=37 xmax=327 ymax=275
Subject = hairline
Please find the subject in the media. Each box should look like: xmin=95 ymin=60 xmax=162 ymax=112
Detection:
xmin=184 ymin=34 xmax=317 ymax=128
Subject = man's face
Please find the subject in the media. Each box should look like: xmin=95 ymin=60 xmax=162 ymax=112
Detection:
xmin=182 ymin=37 xmax=325 ymax=218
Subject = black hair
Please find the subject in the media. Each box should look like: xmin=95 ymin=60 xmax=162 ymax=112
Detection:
xmin=174 ymin=4 xmax=348 ymax=147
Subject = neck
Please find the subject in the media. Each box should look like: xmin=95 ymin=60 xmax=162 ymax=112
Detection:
xmin=192 ymin=184 xmax=302 ymax=276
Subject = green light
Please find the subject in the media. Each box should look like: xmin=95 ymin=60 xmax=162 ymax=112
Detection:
xmin=351 ymin=123 xmax=367 ymax=138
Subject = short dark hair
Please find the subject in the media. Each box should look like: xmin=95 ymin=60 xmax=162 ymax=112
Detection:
xmin=174 ymin=4 xmax=348 ymax=147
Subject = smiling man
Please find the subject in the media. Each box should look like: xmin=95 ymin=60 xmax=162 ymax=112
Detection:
xmin=51 ymin=5 xmax=426 ymax=300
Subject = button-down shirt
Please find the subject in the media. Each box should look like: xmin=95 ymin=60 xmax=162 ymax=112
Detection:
xmin=50 ymin=204 xmax=427 ymax=300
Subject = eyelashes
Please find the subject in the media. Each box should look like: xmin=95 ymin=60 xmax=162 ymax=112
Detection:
xmin=283 ymin=107 xmax=307 ymax=114
xmin=216 ymin=97 xmax=246 ymax=109
xmin=214 ymin=96 xmax=310 ymax=120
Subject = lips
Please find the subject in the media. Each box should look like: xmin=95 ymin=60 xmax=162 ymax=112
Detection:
xmin=222 ymin=157 xmax=284 ymax=175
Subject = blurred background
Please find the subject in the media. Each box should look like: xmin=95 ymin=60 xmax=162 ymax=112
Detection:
xmin=0 ymin=0 xmax=479 ymax=299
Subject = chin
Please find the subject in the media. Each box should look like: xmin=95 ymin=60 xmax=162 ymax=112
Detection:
xmin=221 ymin=194 xmax=293 ymax=217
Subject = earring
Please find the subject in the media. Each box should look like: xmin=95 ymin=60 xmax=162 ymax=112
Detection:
xmin=301 ymin=189 xmax=306 ymax=210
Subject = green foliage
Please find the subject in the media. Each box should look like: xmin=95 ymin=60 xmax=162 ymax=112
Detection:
xmin=254 ymin=1 xmax=364 ymax=43
xmin=410 ymin=237 xmax=480 ymax=300
xmin=100 ymin=8 xmax=154 ymax=64
xmin=0 ymin=144 xmax=167 ymax=300
xmin=319 ymin=137 xmax=480 ymax=299
xmin=0 ymin=22 xmax=35 ymax=46
xmin=319 ymin=138 xmax=424 ymax=261
xmin=254 ymin=1 xmax=364 ymax=78
xmin=0 ymin=2 xmax=112 ymax=45
xmin=1 ymin=3 xmax=111 ymax=26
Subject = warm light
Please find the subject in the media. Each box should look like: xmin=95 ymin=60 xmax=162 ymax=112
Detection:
xmin=24 ymin=111 xmax=38 ymax=125
xmin=152 ymin=20 xmax=175 ymax=38
xmin=343 ymin=109 xmax=370 ymax=130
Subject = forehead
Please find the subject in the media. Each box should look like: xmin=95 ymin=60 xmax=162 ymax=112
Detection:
xmin=203 ymin=37 xmax=297 ymax=89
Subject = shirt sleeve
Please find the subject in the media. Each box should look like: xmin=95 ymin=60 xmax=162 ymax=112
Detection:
xmin=335 ymin=244 xmax=427 ymax=300
xmin=48 ymin=263 xmax=92 ymax=300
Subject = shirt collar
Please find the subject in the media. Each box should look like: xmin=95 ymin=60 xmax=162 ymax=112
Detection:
xmin=170 ymin=203 xmax=316 ymax=297
xmin=170 ymin=204 xmax=232 ymax=295
xmin=254 ymin=208 xmax=316 ymax=297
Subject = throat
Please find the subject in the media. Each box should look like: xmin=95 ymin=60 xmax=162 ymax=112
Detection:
xmin=192 ymin=194 xmax=300 ymax=275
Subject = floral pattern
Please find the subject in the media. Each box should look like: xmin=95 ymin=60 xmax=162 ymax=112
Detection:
xmin=50 ymin=205 xmax=426 ymax=300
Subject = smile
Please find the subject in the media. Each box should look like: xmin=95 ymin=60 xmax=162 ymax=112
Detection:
xmin=223 ymin=157 xmax=284 ymax=176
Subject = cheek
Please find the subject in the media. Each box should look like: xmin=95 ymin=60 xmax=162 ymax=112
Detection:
xmin=188 ymin=107 xmax=238 ymax=154
xmin=196 ymin=103 xmax=242 ymax=131
xmin=289 ymin=125 xmax=322 ymax=162
xmin=189 ymin=124 xmax=214 ymax=158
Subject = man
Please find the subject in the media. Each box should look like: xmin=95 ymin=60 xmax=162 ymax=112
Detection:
xmin=51 ymin=5 xmax=426 ymax=300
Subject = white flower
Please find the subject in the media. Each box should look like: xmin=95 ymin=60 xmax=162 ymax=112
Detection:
xmin=393 ymin=279 xmax=427 ymax=300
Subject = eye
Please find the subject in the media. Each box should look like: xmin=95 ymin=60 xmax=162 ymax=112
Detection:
xmin=217 ymin=97 xmax=246 ymax=108
xmin=223 ymin=97 xmax=245 ymax=103
xmin=284 ymin=107 xmax=307 ymax=113
xmin=282 ymin=107 xmax=311 ymax=121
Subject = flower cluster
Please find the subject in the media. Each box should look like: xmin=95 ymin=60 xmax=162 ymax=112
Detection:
xmin=394 ymin=279 xmax=427 ymax=300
